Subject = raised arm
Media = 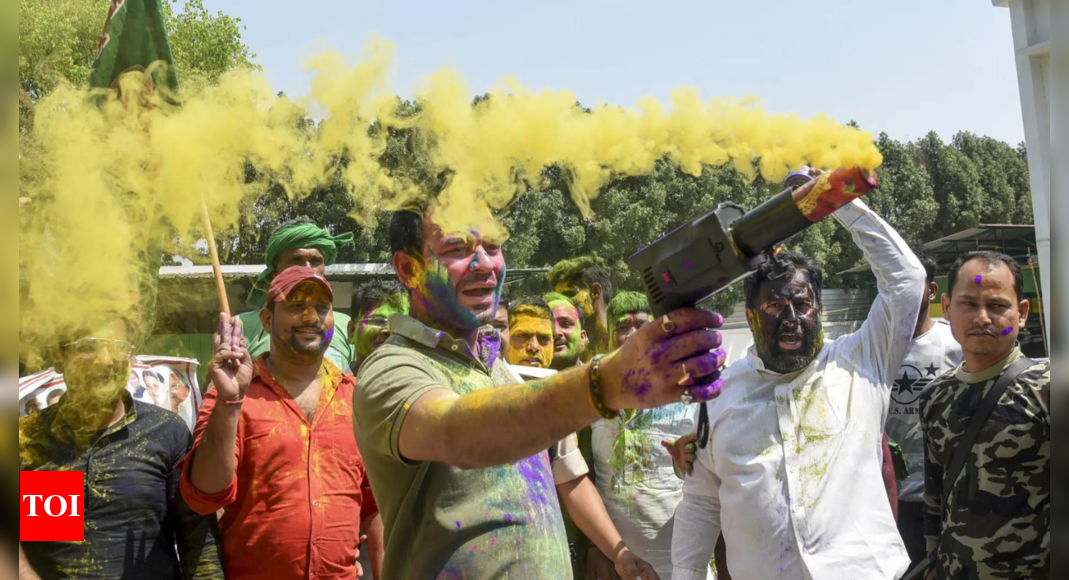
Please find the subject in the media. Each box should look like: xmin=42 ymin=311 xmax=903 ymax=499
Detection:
xmin=182 ymin=314 xmax=252 ymax=513
xmin=373 ymin=309 xmax=726 ymax=469
xmin=834 ymin=201 xmax=926 ymax=386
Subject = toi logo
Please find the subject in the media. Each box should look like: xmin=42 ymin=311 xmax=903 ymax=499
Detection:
xmin=20 ymin=472 xmax=86 ymax=542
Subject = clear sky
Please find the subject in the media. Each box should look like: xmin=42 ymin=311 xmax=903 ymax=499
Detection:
xmin=207 ymin=0 xmax=1026 ymax=145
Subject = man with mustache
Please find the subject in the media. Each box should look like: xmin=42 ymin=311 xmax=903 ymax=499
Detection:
xmin=19 ymin=320 xmax=223 ymax=580
xmin=354 ymin=205 xmax=726 ymax=579
xmin=919 ymin=252 xmax=1049 ymax=580
xmin=347 ymin=279 xmax=410 ymax=373
xmin=506 ymin=297 xmax=557 ymax=370
xmin=182 ymin=267 xmax=384 ymax=580
xmin=548 ymin=256 xmax=614 ymax=358
xmin=672 ymin=200 xmax=925 ymax=580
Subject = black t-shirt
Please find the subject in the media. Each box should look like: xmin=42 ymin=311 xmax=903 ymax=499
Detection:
xmin=19 ymin=393 xmax=223 ymax=580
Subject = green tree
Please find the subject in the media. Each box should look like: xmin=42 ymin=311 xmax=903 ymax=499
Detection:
xmin=19 ymin=0 xmax=257 ymax=100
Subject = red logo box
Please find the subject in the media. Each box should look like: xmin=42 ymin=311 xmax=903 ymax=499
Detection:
xmin=20 ymin=472 xmax=86 ymax=542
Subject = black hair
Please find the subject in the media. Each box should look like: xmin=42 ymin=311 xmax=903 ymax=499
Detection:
xmin=546 ymin=256 xmax=615 ymax=305
xmin=498 ymin=293 xmax=511 ymax=313
xmin=743 ymin=252 xmax=824 ymax=310
xmin=510 ymin=297 xmax=553 ymax=323
xmin=947 ymin=251 xmax=1025 ymax=302
xmin=351 ymin=279 xmax=408 ymax=317
xmin=143 ymin=370 xmax=164 ymax=383
xmin=910 ymin=244 xmax=938 ymax=284
xmin=389 ymin=210 xmax=426 ymax=258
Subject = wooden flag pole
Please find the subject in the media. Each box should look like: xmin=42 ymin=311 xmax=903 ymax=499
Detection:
xmin=200 ymin=199 xmax=231 ymax=316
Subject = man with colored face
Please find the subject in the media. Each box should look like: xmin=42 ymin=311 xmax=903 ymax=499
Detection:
xmin=20 ymin=320 xmax=223 ymax=580
xmin=347 ymin=279 xmax=410 ymax=373
xmin=237 ymin=219 xmax=357 ymax=373
xmin=182 ymin=267 xmax=384 ymax=580
xmin=354 ymin=206 xmax=727 ymax=580
xmin=920 ymin=252 xmax=1049 ymax=580
xmin=505 ymin=296 xmax=660 ymax=578
xmin=608 ymin=291 xmax=653 ymax=350
xmin=506 ymin=298 xmax=556 ymax=369
xmin=545 ymin=292 xmax=590 ymax=371
xmin=548 ymin=256 xmax=614 ymax=358
xmin=673 ymin=200 xmax=925 ymax=580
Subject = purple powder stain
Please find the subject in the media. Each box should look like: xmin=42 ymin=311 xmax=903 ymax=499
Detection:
xmin=975 ymin=275 xmax=984 ymax=285
xmin=683 ymin=260 xmax=694 ymax=271
xmin=455 ymin=521 xmax=462 ymax=530
xmin=504 ymin=514 xmax=513 ymax=523
xmin=1002 ymin=327 xmax=1014 ymax=336
xmin=323 ymin=328 xmax=335 ymax=344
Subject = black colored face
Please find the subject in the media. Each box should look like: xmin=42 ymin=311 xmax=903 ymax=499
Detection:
xmin=749 ymin=270 xmax=824 ymax=374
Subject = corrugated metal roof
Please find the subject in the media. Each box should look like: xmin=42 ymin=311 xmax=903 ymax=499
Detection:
xmin=840 ymin=225 xmax=1037 ymax=275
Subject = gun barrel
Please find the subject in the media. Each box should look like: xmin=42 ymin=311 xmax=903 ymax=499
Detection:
xmin=730 ymin=187 xmax=811 ymax=258
xmin=731 ymin=167 xmax=879 ymax=257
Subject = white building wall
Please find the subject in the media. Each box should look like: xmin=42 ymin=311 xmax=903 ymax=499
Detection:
xmin=994 ymin=0 xmax=1051 ymax=349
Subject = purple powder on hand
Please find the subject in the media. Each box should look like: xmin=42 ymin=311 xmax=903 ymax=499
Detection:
xmin=1001 ymin=327 xmax=1014 ymax=336
xmin=975 ymin=275 xmax=984 ymax=285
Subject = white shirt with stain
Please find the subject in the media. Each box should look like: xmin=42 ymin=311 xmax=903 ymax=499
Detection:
xmin=672 ymin=200 xmax=924 ymax=580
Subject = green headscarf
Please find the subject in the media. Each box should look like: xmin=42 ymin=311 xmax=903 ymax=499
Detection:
xmin=246 ymin=223 xmax=355 ymax=308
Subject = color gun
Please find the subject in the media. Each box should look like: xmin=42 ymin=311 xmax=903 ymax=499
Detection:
xmin=629 ymin=167 xmax=879 ymax=318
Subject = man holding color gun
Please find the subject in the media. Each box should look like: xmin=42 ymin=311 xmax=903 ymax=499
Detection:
xmin=671 ymin=177 xmax=926 ymax=580
xmin=353 ymin=204 xmax=727 ymax=579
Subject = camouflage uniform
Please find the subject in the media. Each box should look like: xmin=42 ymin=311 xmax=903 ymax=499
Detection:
xmin=920 ymin=349 xmax=1050 ymax=580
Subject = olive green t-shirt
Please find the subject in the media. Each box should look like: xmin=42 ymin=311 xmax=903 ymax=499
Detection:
xmin=354 ymin=315 xmax=572 ymax=579
xmin=236 ymin=309 xmax=355 ymax=372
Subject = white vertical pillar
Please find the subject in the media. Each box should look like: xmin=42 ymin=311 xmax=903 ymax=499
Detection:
xmin=1003 ymin=0 xmax=1051 ymax=351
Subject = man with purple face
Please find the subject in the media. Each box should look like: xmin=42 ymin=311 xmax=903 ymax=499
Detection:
xmin=354 ymin=205 xmax=727 ymax=579
xmin=920 ymin=252 xmax=1049 ymax=580
xmin=672 ymin=200 xmax=925 ymax=580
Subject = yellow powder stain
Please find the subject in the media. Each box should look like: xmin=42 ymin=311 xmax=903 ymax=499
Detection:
xmin=19 ymin=39 xmax=881 ymax=364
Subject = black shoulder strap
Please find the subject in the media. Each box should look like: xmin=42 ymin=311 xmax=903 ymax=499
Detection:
xmin=941 ymin=357 xmax=1036 ymax=509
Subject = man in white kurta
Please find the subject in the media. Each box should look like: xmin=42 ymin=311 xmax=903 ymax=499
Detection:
xmin=671 ymin=200 xmax=924 ymax=580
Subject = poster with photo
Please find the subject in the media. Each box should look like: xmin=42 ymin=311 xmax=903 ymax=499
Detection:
xmin=18 ymin=356 xmax=202 ymax=432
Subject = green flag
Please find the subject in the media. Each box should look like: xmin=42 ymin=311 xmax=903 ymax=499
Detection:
xmin=89 ymin=0 xmax=178 ymax=92
xmin=88 ymin=0 xmax=179 ymax=345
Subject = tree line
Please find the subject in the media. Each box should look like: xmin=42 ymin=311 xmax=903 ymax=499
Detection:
xmin=19 ymin=1 xmax=1034 ymax=315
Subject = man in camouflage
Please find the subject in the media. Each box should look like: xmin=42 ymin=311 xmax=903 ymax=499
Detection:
xmin=921 ymin=251 xmax=1050 ymax=580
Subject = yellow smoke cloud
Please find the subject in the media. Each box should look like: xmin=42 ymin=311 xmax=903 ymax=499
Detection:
xmin=18 ymin=38 xmax=882 ymax=366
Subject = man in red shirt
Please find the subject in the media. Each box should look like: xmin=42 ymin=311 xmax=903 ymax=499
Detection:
xmin=181 ymin=267 xmax=384 ymax=580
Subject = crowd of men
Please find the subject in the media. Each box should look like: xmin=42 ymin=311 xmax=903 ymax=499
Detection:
xmin=18 ymin=179 xmax=1049 ymax=580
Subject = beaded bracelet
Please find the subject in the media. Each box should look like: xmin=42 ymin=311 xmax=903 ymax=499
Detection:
xmin=589 ymin=355 xmax=619 ymax=420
